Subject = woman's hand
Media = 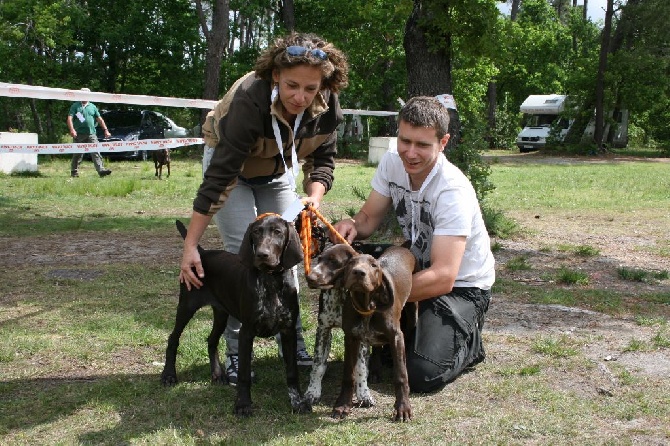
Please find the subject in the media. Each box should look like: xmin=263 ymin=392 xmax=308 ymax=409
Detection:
xmin=302 ymin=196 xmax=321 ymax=210
xmin=179 ymin=244 xmax=204 ymax=291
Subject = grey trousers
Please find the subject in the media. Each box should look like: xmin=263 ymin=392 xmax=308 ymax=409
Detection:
xmin=406 ymin=287 xmax=491 ymax=393
xmin=202 ymin=146 xmax=307 ymax=356
xmin=70 ymin=133 xmax=106 ymax=174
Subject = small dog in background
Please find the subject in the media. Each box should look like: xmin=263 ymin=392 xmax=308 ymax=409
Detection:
xmin=152 ymin=148 xmax=170 ymax=179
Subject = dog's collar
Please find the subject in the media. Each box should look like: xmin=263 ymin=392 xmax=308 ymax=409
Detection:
xmin=351 ymin=297 xmax=375 ymax=317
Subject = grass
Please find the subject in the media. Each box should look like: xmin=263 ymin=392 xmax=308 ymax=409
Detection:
xmin=1 ymin=153 xmax=670 ymax=444
xmin=485 ymin=160 xmax=670 ymax=212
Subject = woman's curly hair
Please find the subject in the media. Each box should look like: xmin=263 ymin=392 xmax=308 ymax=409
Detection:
xmin=254 ymin=33 xmax=349 ymax=93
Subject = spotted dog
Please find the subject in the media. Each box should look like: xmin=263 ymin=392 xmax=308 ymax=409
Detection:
xmin=303 ymin=242 xmax=393 ymax=407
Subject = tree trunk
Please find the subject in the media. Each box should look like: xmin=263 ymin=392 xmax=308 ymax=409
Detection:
xmin=404 ymin=1 xmax=452 ymax=97
xmin=281 ymin=0 xmax=295 ymax=32
xmin=511 ymin=0 xmax=521 ymax=20
xmin=404 ymin=0 xmax=460 ymax=149
xmin=486 ymin=82 xmax=496 ymax=149
xmin=594 ymin=0 xmax=614 ymax=150
xmin=196 ymin=0 xmax=231 ymax=123
xmin=583 ymin=0 xmax=588 ymax=21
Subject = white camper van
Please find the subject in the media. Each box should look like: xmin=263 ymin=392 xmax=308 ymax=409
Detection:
xmin=516 ymin=94 xmax=571 ymax=152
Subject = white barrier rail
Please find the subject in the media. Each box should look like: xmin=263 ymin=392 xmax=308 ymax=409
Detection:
xmin=0 ymin=83 xmax=396 ymax=154
xmin=0 ymin=82 xmax=397 ymax=116
xmin=0 ymin=138 xmax=203 ymax=154
xmin=1 ymin=83 xmax=218 ymax=110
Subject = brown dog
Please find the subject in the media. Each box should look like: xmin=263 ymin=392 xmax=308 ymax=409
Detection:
xmin=152 ymin=148 xmax=170 ymax=179
xmin=334 ymin=246 xmax=417 ymax=422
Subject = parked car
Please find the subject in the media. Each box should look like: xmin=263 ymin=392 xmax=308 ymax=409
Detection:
xmin=95 ymin=110 xmax=190 ymax=160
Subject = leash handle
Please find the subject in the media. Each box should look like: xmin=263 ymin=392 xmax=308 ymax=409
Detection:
xmin=299 ymin=204 xmax=351 ymax=275
xmin=307 ymin=205 xmax=351 ymax=246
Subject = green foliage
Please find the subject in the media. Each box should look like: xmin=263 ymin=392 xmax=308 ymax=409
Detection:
xmin=532 ymin=336 xmax=578 ymax=358
xmin=481 ymin=204 xmax=519 ymax=239
xmin=446 ymin=117 xmax=494 ymax=200
xmin=505 ymin=255 xmax=531 ymax=272
xmin=294 ymin=0 xmax=411 ymax=114
xmin=555 ymin=268 xmax=589 ymax=285
xmin=492 ymin=93 xmax=522 ymax=150
xmin=617 ymin=267 xmax=669 ymax=283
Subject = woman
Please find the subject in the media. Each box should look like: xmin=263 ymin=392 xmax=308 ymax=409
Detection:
xmin=180 ymin=32 xmax=349 ymax=385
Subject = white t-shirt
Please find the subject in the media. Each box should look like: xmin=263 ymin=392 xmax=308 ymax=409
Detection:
xmin=371 ymin=147 xmax=495 ymax=290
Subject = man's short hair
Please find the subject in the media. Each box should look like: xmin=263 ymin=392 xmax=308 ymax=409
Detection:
xmin=397 ymin=96 xmax=450 ymax=139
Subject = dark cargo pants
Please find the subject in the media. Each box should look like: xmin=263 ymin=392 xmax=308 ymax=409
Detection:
xmin=406 ymin=287 xmax=491 ymax=393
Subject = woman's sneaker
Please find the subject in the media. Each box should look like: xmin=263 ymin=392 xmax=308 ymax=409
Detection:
xmin=277 ymin=346 xmax=314 ymax=366
xmin=224 ymin=354 xmax=255 ymax=386
xmin=296 ymin=347 xmax=313 ymax=366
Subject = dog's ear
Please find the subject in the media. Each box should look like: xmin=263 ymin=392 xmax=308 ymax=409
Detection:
xmin=377 ymin=270 xmax=396 ymax=307
xmin=238 ymin=221 xmax=256 ymax=268
xmin=281 ymin=220 xmax=304 ymax=269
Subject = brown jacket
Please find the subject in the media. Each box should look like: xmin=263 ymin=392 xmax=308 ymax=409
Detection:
xmin=194 ymin=72 xmax=342 ymax=216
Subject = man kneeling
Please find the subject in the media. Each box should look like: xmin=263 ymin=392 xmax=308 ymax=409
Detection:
xmin=333 ymin=96 xmax=495 ymax=393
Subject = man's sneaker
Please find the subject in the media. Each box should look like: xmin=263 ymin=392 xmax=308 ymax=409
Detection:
xmin=98 ymin=169 xmax=112 ymax=177
xmin=296 ymin=347 xmax=313 ymax=366
xmin=71 ymin=172 xmax=79 ymax=178
xmin=224 ymin=354 xmax=255 ymax=386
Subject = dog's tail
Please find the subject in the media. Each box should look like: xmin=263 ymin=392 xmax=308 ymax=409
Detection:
xmin=175 ymin=219 xmax=206 ymax=256
xmin=175 ymin=219 xmax=188 ymax=240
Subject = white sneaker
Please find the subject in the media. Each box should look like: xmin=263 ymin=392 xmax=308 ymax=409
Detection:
xmin=224 ymin=354 xmax=255 ymax=386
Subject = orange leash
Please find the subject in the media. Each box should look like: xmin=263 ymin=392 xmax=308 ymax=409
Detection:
xmin=299 ymin=204 xmax=351 ymax=275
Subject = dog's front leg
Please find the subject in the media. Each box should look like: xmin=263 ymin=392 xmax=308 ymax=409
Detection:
xmin=354 ymin=343 xmax=375 ymax=407
xmin=234 ymin=327 xmax=254 ymax=417
xmin=390 ymin=330 xmax=412 ymax=422
xmin=303 ymin=323 xmax=331 ymax=406
xmin=333 ymin=334 xmax=359 ymax=419
xmin=280 ymin=327 xmax=311 ymax=414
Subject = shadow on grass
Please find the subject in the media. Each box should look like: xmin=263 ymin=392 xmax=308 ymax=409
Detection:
xmin=0 ymin=356 xmax=405 ymax=444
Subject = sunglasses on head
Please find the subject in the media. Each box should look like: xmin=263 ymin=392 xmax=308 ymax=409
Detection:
xmin=286 ymin=45 xmax=328 ymax=61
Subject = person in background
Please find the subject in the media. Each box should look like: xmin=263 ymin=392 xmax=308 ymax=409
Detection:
xmin=180 ymin=32 xmax=349 ymax=385
xmin=67 ymin=88 xmax=112 ymax=178
xmin=333 ymin=96 xmax=495 ymax=393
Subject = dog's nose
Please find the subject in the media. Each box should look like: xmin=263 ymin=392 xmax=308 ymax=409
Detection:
xmin=255 ymin=251 xmax=270 ymax=260
xmin=351 ymin=267 xmax=367 ymax=278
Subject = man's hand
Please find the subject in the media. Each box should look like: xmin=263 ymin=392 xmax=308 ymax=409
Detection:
xmin=332 ymin=218 xmax=357 ymax=244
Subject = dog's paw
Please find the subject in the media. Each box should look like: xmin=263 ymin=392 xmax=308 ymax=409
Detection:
xmin=354 ymin=394 xmax=376 ymax=408
xmin=331 ymin=405 xmax=351 ymax=419
xmin=160 ymin=372 xmax=178 ymax=387
xmin=301 ymin=392 xmax=320 ymax=407
xmin=292 ymin=400 xmax=312 ymax=414
xmin=233 ymin=403 xmax=254 ymax=417
xmin=393 ymin=402 xmax=412 ymax=422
